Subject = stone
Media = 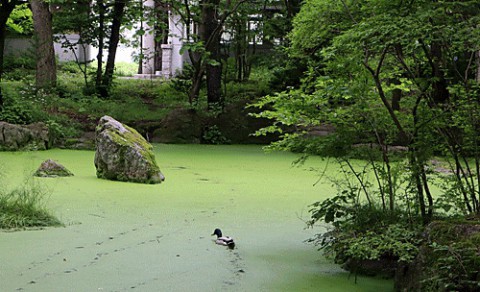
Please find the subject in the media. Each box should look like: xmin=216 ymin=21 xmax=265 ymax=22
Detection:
xmin=61 ymin=132 xmax=96 ymax=150
xmin=94 ymin=116 xmax=165 ymax=184
xmin=34 ymin=159 xmax=74 ymax=177
xmin=0 ymin=122 xmax=49 ymax=151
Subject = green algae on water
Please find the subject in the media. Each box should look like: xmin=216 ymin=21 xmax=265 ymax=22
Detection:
xmin=0 ymin=145 xmax=393 ymax=291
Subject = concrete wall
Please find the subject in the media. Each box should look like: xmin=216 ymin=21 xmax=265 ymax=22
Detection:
xmin=5 ymin=35 xmax=94 ymax=63
xmin=5 ymin=34 xmax=137 ymax=64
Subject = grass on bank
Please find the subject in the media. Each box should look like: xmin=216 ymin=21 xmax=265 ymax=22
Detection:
xmin=0 ymin=57 xmax=274 ymax=145
xmin=0 ymin=178 xmax=62 ymax=230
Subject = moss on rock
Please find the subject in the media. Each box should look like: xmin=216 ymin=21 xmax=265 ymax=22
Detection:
xmin=94 ymin=116 xmax=165 ymax=184
xmin=34 ymin=159 xmax=74 ymax=177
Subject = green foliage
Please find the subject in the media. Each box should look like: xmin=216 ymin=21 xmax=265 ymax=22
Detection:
xmin=333 ymin=223 xmax=420 ymax=263
xmin=421 ymin=222 xmax=480 ymax=291
xmin=58 ymin=61 xmax=85 ymax=74
xmin=0 ymin=83 xmax=47 ymax=125
xmin=308 ymin=195 xmax=421 ymax=270
xmin=202 ymin=125 xmax=230 ymax=145
xmin=2 ymin=54 xmax=36 ymax=81
xmin=305 ymin=155 xmax=424 ymax=274
xmin=0 ymin=81 xmax=81 ymax=144
xmin=249 ymin=0 xmax=480 ymax=283
xmin=46 ymin=119 xmax=79 ymax=148
xmin=224 ymin=79 xmax=269 ymax=101
xmin=253 ymin=50 xmax=307 ymax=91
xmin=0 ymin=178 xmax=61 ymax=230
xmin=3 ymin=54 xmax=36 ymax=71
xmin=6 ymin=3 xmax=33 ymax=35
xmin=170 ymin=64 xmax=195 ymax=94
xmin=0 ymin=99 xmax=34 ymax=124
xmin=255 ymin=0 xmax=480 ymax=229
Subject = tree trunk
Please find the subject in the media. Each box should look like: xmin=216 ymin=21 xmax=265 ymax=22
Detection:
xmin=100 ymin=0 xmax=128 ymax=97
xmin=201 ymin=0 xmax=223 ymax=109
xmin=154 ymin=0 xmax=169 ymax=72
xmin=30 ymin=0 xmax=56 ymax=89
xmin=0 ymin=0 xmax=18 ymax=108
xmin=430 ymin=42 xmax=449 ymax=104
xmin=476 ymin=50 xmax=480 ymax=84
xmin=189 ymin=63 xmax=203 ymax=105
xmin=96 ymin=0 xmax=105 ymax=91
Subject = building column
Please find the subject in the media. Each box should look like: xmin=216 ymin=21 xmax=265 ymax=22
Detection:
xmin=161 ymin=44 xmax=173 ymax=78
xmin=168 ymin=13 xmax=185 ymax=77
xmin=141 ymin=0 xmax=155 ymax=75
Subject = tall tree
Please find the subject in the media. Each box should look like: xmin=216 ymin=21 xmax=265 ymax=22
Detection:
xmin=95 ymin=0 xmax=106 ymax=92
xmin=170 ymin=0 xmax=248 ymax=108
xmin=153 ymin=0 xmax=169 ymax=72
xmin=201 ymin=0 xmax=222 ymax=108
xmin=99 ymin=0 xmax=129 ymax=97
xmin=0 ymin=0 xmax=25 ymax=108
xmin=30 ymin=0 xmax=56 ymax=89
xmin=258 ymin=0 xmax=480 ymax=222
xmin=53 ymin=0 xmax=136 ymax=97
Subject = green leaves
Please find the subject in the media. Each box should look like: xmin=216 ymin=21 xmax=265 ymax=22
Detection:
xmin=6 ymin=3 xmax=32 ymax=35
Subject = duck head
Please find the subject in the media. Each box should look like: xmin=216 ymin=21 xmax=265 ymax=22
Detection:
xmin=212 ymin=228 xmax=223 ymax=238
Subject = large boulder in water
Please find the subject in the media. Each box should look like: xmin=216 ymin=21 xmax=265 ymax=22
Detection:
xmin=94 ymin=116 xmax=165 ymax=184
xmin=0 ymin=122 xmax=49 ymax=151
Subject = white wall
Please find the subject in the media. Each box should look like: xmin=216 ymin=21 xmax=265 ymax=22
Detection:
xmin=4 ymin=34 xmax=136 ymax=64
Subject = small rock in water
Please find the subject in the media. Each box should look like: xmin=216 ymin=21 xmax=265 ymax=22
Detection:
xmin=34 ymin=159 xmax=73 ymax=177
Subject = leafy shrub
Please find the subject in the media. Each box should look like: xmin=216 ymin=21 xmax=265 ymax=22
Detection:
xmin=306 ymin=166 xmax=423 ymax=277
xmin=46 ymin=119 xmax=79 ymax=147
xmin=224 ymin=80 xmax=269 ymax=101
xmin=420 ymin=222 xmax=480 ymax=291
xmin=0 ymin=100 xmax=34 ymax=124
xmin=308 ymin=195 xmax=422 ymax=275
xmin=3 ymin=68 xmax=35 ymax=81
xmin=3 ymin=54 xmax=36 ymax=71
xmin=0 ymin=82 xmax=56 ymax=124
xmin=170 ymin=64 xmax=194 ymax=94
xmin=2 ymin=53 xmax=35 ymax=81
xmin=202 ymin=125 xmax=230 ymax=145
xmin=58 ymin=61 xmax=83 ymax=74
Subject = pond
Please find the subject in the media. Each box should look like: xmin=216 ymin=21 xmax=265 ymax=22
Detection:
xmin=0 ymin=144 xmax=393 ymax=291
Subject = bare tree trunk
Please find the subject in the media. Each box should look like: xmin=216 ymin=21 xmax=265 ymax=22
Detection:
xmin=154 ymin=0 xmax=169 ymax=72
xmin=189 ymin=64 xmax=203 ymax=105
xmin=96 ymin=0 xmax=105 ymax=90
xmin=175 ymin=0 xmax=246 ymax=105
xmin=30 ymin=0 xmax=56 ymax=89
xmin=101 ymin=0 xmax=128 ymax=97
xmin=202 ymin=0 xmax=223 ymax=109
xmin=0 ymin=0 xmax=18 ymax=108
xmin=427 ymin=41 xmax=449 ymax=104
xmin=476 ymin=50 xmax=480 ymax=84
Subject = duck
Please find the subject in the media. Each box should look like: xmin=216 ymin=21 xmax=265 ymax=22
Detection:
xmin=212 ymin=228 xmax=235 ymax=249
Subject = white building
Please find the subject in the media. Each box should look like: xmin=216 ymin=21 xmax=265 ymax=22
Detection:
xmin=4 ymin=0 xmax=188 ymax=79
xmin=136 ymin=0 xmax=187 ymax=78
